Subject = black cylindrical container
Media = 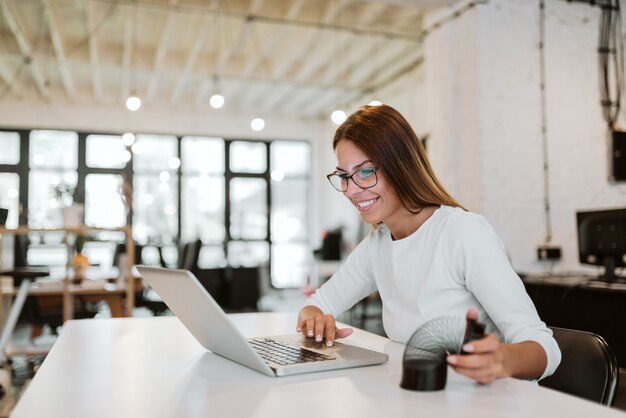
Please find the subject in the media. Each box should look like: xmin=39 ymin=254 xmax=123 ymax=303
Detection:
xmin=399 ymin=359 xmax=447 ymax=391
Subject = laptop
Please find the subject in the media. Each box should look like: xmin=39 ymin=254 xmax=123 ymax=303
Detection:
xmin=136 ymin=266 xmax=388 ymax=377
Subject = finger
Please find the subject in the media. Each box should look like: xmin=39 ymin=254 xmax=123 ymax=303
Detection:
xmin=335 ymin=328 xmax=353 ymax=339
xmin=305 ymin=318 xmax=315 ymax=337
xmin=324 ymin=316 xmax=336 ymax=346
xmin=466 ymin=307 xmax=479 ymax=321
xmin=447 ymin=353 xmax=493 ymax=370
xmin=462 ymin=334 xmax=499 ymax=354
xmin=314 ymin=316 xmax=326 ymax=342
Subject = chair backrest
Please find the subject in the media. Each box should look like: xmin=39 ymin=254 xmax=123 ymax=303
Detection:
xmin=539 ymin=326 xmax=619 ymax=406
xmin=178 ymin=239 xmax=201 ymax=273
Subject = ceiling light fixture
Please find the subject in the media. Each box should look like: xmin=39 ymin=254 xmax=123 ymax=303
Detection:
xmin=331 ymin=109 xmax=347 ymax=125
xmin=126 ymin=95 xmax=141 ymax=111
xmin=210 ymin=93 xmax=225 ymax=109
xmin=122 ymin=132 xmax=136 ymax=146
xmin=251 ymin=118 xmax=265 ymax=132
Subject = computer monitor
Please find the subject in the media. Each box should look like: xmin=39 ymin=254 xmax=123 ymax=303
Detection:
xmin=577 ymin=208 xmax=626 ymax=282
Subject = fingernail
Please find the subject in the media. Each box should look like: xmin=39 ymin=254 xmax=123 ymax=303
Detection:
xmin=296 ymin=327 xmax=301 ymax=332
xmin=326 ymin=340 xmax=333 ymax=347
xmin=316 ymin=335 xmax=322 ymax=342
xmin=463 ymin=344 xmax=474 ymax=352
xmin=308 ymin=331 xmax=313 ymax=337
xmin=447 ymin=355 xmax=457 ymax=365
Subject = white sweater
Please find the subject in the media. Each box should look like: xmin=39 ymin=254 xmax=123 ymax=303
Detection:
xmin=309 ymin=206 xmax=560 ymax=379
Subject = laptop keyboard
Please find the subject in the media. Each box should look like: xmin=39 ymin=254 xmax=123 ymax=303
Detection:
xmin=248 ymin=338 xmax=336 ymax=366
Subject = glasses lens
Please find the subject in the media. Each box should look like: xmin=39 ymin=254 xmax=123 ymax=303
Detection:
xmin=328 ymin=174 xmax=345 ymax=191
xmin=353 ymin=167 xmax=377 ymax=188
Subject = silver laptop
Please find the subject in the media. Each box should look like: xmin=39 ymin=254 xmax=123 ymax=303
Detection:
xmin=136 ymin=266 xmax=388 ymax=377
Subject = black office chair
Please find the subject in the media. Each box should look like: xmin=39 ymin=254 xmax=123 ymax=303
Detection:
xmin=143 ymin=239 xmax=202 ymax=315
xmin=539 ymin=327 xmax=619 ymax=406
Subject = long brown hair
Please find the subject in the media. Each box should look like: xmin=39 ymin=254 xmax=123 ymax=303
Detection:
xmin=333 ymin=104 xmax=465 ymax=212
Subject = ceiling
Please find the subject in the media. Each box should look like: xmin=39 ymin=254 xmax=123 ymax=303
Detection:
xmin=0 ymin=0 xmax=449 ymax=121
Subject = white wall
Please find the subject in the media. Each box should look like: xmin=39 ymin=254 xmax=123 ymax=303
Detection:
xmin=417 ymin=0 xmax=626 ymax=274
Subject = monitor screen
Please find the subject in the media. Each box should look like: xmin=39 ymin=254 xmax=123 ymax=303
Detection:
xmin=577 ymin=208 xmax=626 ymax=282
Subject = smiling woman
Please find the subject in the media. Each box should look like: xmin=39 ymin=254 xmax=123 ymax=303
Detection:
xmin=297 ymin=104 xmax=562 ymax=385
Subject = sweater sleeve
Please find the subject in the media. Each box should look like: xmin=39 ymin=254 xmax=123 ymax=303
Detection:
xmin=451 ymin=214 xmax=561 ymax=380
xmin=306 ymin=234 xmax=378 ymax=317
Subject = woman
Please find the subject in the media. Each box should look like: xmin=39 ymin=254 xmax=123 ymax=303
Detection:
xmin=297 ymin=104 xmax=560 ymax=383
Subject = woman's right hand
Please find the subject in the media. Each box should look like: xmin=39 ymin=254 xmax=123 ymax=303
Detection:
xmin=297 ymin=305 xmax=353 ymax=347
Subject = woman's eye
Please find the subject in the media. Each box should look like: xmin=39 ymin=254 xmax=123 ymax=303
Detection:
xmin=358 ymin=168 xmax=375 ymax=178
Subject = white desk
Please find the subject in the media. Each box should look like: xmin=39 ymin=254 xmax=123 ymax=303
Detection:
xmin=11 ymin=313 xmax=626 ymax=418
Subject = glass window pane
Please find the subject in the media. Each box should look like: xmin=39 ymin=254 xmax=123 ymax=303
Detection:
xmin=0 ymin=132 xmax=20 ymax=165
xmin=85 ymin=174 xmax=127 ymax=228
xmin=271 ymin=179 xmax=308 ymax=243
xmin=28 ymin=171 xmax=77 ymax=228
xmin=133 ymin=174 xmax=178 ymax=244
xmin=230 ymin=178 xmax=267 ymax=240
xmin=30 ymin=130 xmax=78 ymax=169
xmin=86 ymin=134 xmax=129 ymax=168
xmin=0 ymin=173 xmax=19 ymax=228
xmin=27 ymin=244 xmax=67 ymax=271
xmin=230 ymin=141 xmax=266 ymax=173
xmin=198 ymin=245 xmax=227 ymax=269
xmin=182 ymin=175 xmax=225 ymax=243
xmin=83 ymin=241 xmax=117 ymax=270
xmin=270 ymin=141 xmax=310 ymax=177
xmin=133 ymin=134 xmax=178 ymax=172
xmin=271 ymin=243 xmax=310 ymax=288
xmin=227 ymin=241 xmax=269 ymax=267
xmin=181 ymin=136 xmax=224 ymax=174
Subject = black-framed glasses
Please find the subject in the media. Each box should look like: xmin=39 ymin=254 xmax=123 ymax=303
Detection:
xmin=326 ymin=167 xmax=378 ymax=192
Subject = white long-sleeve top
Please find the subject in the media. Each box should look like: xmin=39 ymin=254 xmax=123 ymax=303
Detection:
xmin=309 ymin=206 xmax=561 ymax=379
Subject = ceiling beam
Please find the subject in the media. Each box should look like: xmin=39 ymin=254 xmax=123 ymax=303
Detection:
xmin=85 ymin=0 xmax=103 ymax=100
xmin=120 ymin=4 xmax=132 ymax=100
xmin=42 ymin=0 xmax=75 ymax=99
xmin=146 ymin=0 xmax=178 ymax=101
xmin=200 ymin=0 xmax=306 ymax=107
xmin=170 ymin=15 xmax=212 ymax=104
xmin=0 ymin=1 xmax=48 ymax=98
xmin=245 ymin=0 xmax=349 ymax=112
xmin=0 ymin=59 xmax=13 ymax=87
xmin=214 ymin=0 xmax=265 ymax=75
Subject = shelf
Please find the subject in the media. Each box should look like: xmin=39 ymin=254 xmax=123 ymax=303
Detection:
xmin=0 ymin=226 xmax=135 ymax=321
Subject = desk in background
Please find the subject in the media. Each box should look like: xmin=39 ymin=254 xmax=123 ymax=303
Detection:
xmin=523 ymin=275 xmax=626 ymax=367
xmin=11 ymin=312 xmax=626 ymax=418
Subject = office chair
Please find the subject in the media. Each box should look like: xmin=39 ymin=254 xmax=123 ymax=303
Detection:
xmin=142 ymin=239 xmax=202 ymax=315
xmin=539 ymin=326 xmax=619 ymax=406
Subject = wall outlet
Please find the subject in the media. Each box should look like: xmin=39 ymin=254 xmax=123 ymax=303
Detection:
xmin=537 ymin=246 xmax=562 ymax=261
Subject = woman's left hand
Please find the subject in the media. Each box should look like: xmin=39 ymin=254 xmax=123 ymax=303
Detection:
xmin=446 ymin=308 xmax=510 ymax=384
xmin=446 ymin=333 xmax=509 ymax=384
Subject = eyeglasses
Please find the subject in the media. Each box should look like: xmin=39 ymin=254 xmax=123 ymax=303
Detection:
xmin=326 ymin=167 xmax=378 ymax=192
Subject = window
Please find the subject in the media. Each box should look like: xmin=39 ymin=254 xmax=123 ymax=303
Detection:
xmin=29 ymin=130 xmax=78 ymax=228
xmin=0 ymin=173 xmax=19 ymax=228
xmin=0 ymin=127 xmax=313 ymax=289
xmin=270 ymin=141 xmax=311 ymax=287
xmin=0 ymin=131 xmax=20 ymax=165
xmin=133 ymin=134 xmax=179 ymax=244
xmin=181 ymin=136 xmax=226 ymax=268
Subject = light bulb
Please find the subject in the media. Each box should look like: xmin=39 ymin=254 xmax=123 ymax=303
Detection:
xmin=126 ymin=95 xmax=142 ymax=111
xmin=331 ymin=110 xmax=347 ymax=125
xmin=210 ymin=94 xmax=225 ymax=109
xmin=122 ymin=133 xmax=136 ymax=146
xmin=251 ymin=118 xmax=265 ymax=132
